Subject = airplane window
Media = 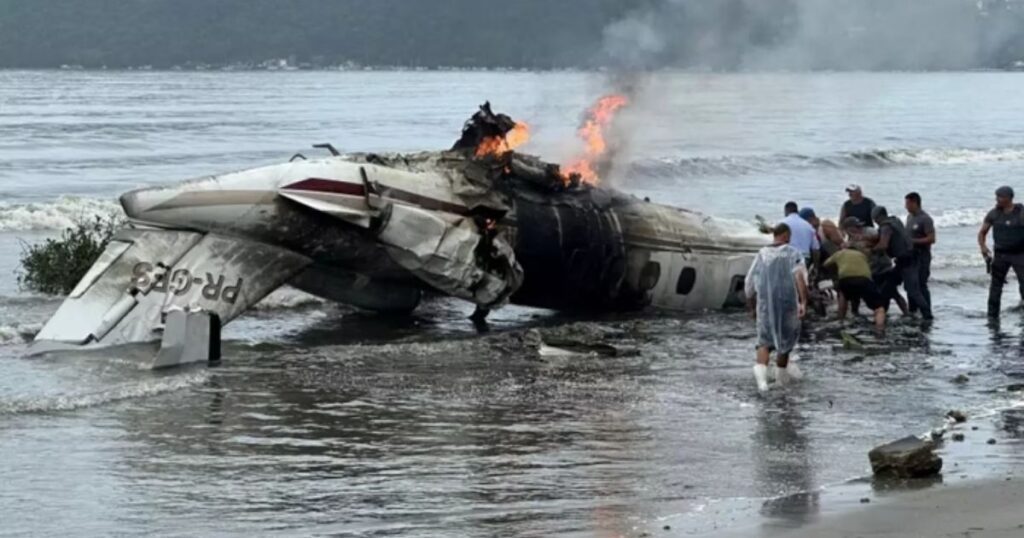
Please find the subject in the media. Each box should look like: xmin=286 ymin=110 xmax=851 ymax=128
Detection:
xmin=676 ymin=267 xmax=696 ymax=295
xmin=639 ymin=261 xmax=661 ymax=290
xmin=722 ymin=275 xmax=747 ymax=308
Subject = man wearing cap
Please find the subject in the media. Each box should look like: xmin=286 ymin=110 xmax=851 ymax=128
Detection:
xmin=840 ymin=185 xmax=877 ymax=229
xmin=782 ymin=202 xmax=821 ymax=268
xmin=979 ymin=186 xmax=1024 ymax=318
xmin=905 ymin=192 xmax=935 ymax=315
xmin=874 ymin=205 xmax=932 ymax=320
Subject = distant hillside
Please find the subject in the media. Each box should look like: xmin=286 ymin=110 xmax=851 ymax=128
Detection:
xmin=0 ymin=0 xmax=641 ymax=69
xmin=2 ymin=0 xmax=1024 ymax=70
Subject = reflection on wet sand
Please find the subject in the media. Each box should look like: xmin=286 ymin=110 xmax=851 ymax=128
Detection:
xmin=752 ymin=398 xmax=820 ymax=531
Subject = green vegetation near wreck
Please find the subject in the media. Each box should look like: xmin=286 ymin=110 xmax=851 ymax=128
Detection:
xmin=17 ymin=215 xmax=121 ymax=296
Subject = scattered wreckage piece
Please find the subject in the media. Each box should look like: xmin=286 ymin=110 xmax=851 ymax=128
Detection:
xmin=152 ymin=308 xmax=221 ymax=369
xmin=29 ymin=104 xmax=765 ymax=363
xmin=868 ymin=435 xmax=943 ymax=478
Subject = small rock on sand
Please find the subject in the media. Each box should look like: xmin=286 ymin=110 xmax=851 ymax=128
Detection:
xmin=952 ymin=374 xmax=970 ymax=384
xmin=988 ymin=438 xmax=998 ymax=445
xmin=860 ymin=497 xmax=871 ymax=504
xmin=869 ymin=436 xmax=943 ymax=478
xmin=946 ymin=410 xmax=968 ymax=423
xmin=953 ymin=433 xmax=965 ymax=442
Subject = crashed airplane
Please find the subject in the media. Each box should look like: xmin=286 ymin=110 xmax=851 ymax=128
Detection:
xmin=31 ymin=104 xmax=764 ymax=362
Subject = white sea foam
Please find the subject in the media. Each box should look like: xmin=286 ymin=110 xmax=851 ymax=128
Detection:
xmin=704 ymin=216 xmax=768 ymax=242
xmin=888 ymin=208 xmax=987 ymax=229
xmin=931 ymin=253 xmax=985 ymax=270
xmin=253 ymin=286 xmax=325 ymax=310
xmin=930 ymin=208 xmax=989 ymax=228
xmin=872 ymin=147 xmax=1024 ymax=166
xmin=0 ymin=323 xmax=40 ymax=345
xmin=0 ymin=196 xmax=122 ymax=232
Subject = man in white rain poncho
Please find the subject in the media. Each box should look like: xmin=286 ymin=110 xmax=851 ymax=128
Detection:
xmin=745 ymin=223 xmax=810 ymax=392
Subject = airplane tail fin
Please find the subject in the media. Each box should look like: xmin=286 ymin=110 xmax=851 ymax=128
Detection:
xmin=30 ymin=227 xmax=310 ymax=361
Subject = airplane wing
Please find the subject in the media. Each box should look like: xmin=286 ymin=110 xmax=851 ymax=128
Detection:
xmin=31 ymin=227 xmax=310 ymax=353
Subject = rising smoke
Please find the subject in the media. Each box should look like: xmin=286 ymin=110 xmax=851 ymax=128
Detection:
xmin=601 ymin=0 xmax=1024 ymax=72
xmin=591 ymin=0 xmax=1024 ymax=186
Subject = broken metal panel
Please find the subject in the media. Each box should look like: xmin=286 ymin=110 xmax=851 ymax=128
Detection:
xmin=349 ymin=151 xmax=512 ymax=215
xmin=277 ymin=190 xmax=373 ymax=228
xmin=376 ymin=203 xmax=522 ymax=308
xmin=509 ymin=196 xmax=627 ymax=310
xmin=152 ymin=309 xmax=219 ymax=369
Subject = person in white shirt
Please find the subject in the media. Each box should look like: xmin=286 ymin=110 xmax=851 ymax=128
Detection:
xmin=781 ymin=201 xmax=821 ymax=268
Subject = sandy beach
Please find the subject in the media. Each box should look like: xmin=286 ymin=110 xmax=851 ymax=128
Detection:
xmin=748 ymin=478 xmax=1024 ymax=537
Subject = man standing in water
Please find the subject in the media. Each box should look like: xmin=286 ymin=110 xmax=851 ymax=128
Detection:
xmin=873 ymin=206 xmax=932 ymax=320
xmin=745 ymin=223 xmax=809 ymax=392
xmin=979 ymin=186 xmax=1024 ymax=319
xmin=840 ymin=185 xmax=877 ymax=228
xmin=905 ymin=192 xmax=935 ymax=315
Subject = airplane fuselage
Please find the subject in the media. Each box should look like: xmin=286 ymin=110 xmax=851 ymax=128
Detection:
xmin=119 ymin=154 xmax=764 ymax=314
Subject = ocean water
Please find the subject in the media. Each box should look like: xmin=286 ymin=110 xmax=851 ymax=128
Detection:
xmin=2 ymin=70 xmax=1024 ymax=536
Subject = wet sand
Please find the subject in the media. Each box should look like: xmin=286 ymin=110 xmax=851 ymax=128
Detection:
xmin=754 ymin=478 xmax=1024 ymax=537
xmin=676 ymin=404 xmax=1024 ymax=538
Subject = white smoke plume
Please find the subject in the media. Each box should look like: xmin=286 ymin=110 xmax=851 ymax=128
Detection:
xmin=600 ymin=0 xmax=1024 ymax=72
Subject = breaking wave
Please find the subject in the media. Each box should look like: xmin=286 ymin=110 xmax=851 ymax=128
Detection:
xmin=630 ymin=146 xmax=1024 ymax=178
xmin=929 ymin=208 xmax=988 ymax=228
xmin=0 ymin=196 xmax=122 ymax=232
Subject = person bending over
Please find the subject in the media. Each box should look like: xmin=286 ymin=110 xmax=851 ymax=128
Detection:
xmin=824 ymin=245 xmax=887 ymax=331
xmin=873 ymin=205 xmax=931 ymax=320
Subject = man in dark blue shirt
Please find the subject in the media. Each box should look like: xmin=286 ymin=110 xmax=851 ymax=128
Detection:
xmin=905 ymin=192 xmax=936 ymax=317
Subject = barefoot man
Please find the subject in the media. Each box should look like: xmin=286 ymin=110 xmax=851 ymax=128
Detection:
xmin=745 ymin=223 xmax=809 ymax=392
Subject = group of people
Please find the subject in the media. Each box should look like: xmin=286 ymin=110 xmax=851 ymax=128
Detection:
xmin=745 ymin=183 xmax=1024 ymax=391
xmin=744 ymin=184 xmax=937 ymax=392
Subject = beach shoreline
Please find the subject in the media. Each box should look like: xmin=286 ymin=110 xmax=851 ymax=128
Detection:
xmin=742 ymin=477 xmax=1024 ymax=537
xmin=661 ymin=402 xmax=1024 ymax=537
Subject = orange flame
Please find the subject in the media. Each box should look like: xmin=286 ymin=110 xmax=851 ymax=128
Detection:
xmin=475 ymin=122 xmax=530 ymax=157
xmin=562 ymin=94 xmax=629 ymax=185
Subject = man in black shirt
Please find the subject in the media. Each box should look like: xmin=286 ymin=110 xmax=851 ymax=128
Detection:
xmin=873 ymin=205 xmax=932 ymax=320
xmin=840 ymin=185 xmax=877 ymax=229
xmin=978 ymin=186 xmax=1024 ymax=318
xmin=905 ymin=192 xmax=936 ymax=316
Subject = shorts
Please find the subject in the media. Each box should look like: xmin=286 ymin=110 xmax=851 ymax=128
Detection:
xmin=838 ymin=276 xmax=885 ymax=310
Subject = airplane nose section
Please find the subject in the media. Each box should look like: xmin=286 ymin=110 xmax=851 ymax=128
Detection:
xmin=119 ymin=186 xmax=177 ymax=221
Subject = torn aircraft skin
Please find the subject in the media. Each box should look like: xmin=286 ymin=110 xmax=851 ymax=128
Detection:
xmin=30 ymin=105 xmax=765 ymax=357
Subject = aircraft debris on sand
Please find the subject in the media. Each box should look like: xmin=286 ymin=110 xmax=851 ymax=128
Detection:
xmin=30 ymin=103 xmax=765 ymax=366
